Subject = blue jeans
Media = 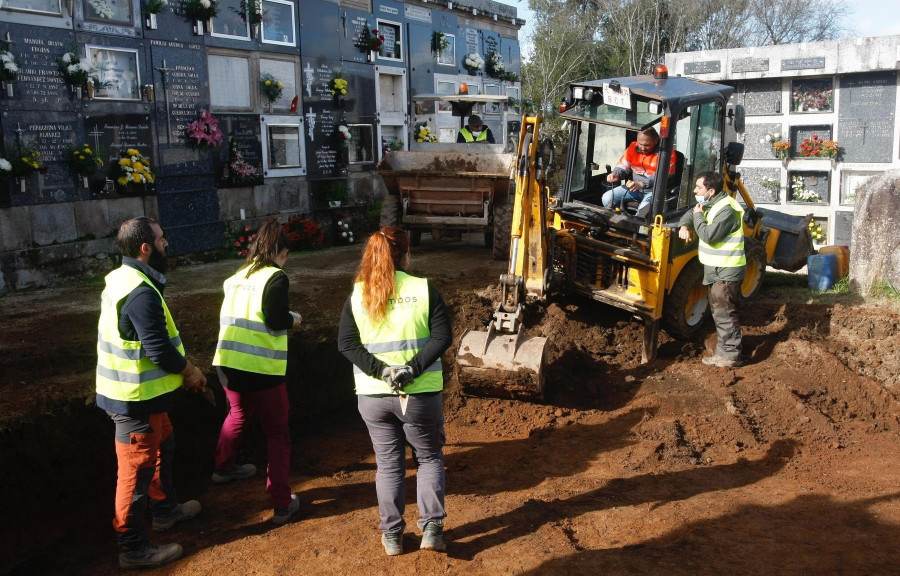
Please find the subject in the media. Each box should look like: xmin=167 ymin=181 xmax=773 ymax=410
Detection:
xmin=357 ymin=392 xmax=446 ymax=533
xmin=602 ymin=185 xmax=651 ymax=212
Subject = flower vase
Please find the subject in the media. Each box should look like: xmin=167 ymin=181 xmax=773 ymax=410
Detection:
xmin=82 ymin=176 xmax=90 ymax=189
xmin=3 ymin=81 xmax=13 ymax=98
xmin=18 ymin=178 xmax=25 ymax=193
xmin=73 ymin=85 xmax=82 ymax=99
xmin=253 ymin=23 xmax=260 ymax=38
xmin=194 ymin=20 xmax=204 ymax=35
xmin=146 ymin=13 xmax=158 ymax=29
xmin=368 ymin=50 xmax=377 ymax=63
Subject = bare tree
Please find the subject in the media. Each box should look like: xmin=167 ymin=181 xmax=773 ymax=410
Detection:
xmin=747 ymin=0 xmax=852 ymax=45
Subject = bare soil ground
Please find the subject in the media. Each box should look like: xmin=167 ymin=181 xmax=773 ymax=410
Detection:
xmin=2 ymin=235 xmax=900 ymax=576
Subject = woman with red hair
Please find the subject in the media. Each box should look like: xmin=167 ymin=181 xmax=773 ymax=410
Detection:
xmin=338 ymin=226 xmax=452 ymax=556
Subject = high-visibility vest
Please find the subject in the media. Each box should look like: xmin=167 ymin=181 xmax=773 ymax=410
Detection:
xmin=213 ymin=266 xmax=289 ymax=376
xmin=459 ymin=127 xmax=488 ymax=142
xmin=350 ymin=271 xmax=443 ymax=395
xmin=698 ymin=195 xmax=746 ymax=268
xmin=96 ymin=266 xmax=185 ymax=402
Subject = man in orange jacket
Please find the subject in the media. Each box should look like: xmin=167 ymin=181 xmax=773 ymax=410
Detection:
xmin=602 ymin=127 xmax=676 ymax=213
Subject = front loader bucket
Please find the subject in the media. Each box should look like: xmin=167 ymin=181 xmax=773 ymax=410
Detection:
xmin=456 ymin=326 xmax=548 ymax=402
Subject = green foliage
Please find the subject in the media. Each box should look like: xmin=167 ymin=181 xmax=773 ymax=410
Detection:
xmin=869 ymin=281 xmax=900 ymax=301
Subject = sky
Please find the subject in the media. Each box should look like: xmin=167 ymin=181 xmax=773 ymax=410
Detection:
xmin=513 ymin=0 xmax=900 ymax=56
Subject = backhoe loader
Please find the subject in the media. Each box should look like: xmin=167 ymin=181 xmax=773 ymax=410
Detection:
xmin=457 ymin=67 xmax=813 ymax=401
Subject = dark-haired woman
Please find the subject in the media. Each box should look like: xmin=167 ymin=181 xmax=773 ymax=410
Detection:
xmin=212 ymin=219 xmax=302 ymax=525
xmin=338 ymin=226 xmax=452 ymax=556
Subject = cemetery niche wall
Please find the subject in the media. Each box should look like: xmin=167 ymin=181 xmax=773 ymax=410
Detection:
xmin=0 ymin=0 xmax=523 ymax=291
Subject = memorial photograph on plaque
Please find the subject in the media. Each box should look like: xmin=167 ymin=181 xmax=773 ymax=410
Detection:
xmin=83 ymin=0 xmax=133 ymax=24
xmin=3 ymin=0 xmax=61 ymax=15
xmin=791 ymin=77 xmax=833 ymax=113
xmin=348 ymin=124 xmax=375 ymax=164
xmin=376 ymin=20 xmax=402 ymax=60
xmin=437 ymin=34 xmax=455 ymax=66
xmin=788 ymin=171 xmax=829 ymax=204
xmin=261 ymin=0 xmax=296 ymax=46
xmin=87 ymin=46 xmax=140 ymax=101
xmin=436 ymin=79 xmax=455 ymax=113
xmin=211 ymin=0 xmax=251 ymax=40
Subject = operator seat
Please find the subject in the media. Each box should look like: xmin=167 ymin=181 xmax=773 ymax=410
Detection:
xmin=629 ymin=150 xmax=685 ymax=219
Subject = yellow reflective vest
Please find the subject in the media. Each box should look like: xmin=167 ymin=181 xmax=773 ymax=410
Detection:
xmin=96 ymin=265 xmax=185 ymax=402
xmin=350 ymin=271 xmax=443 ymax=395
xmin=459 ymin=127 xmax=489 ymax=142
xmin=698 ymin=195 xmax=746 ymax=268
xmin=213 ymin=266 xmax=289 ymax=376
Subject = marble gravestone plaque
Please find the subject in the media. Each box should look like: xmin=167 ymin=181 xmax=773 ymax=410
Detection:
xmin=298 ymin=0 xmax=340 ymax=60
xmin=303 ymin=101 xmax=344 ymax=180
xmin=684 ymin=60 xmax=721 ymax=75
xmin=215 ymin=114 xmax=263 ymax=186
xmin=740 ymin=166 xmax=782 ymax=204
xmin=83 ymin=113 xmax=155 ymax=197
xmin=3 ymin=25 xmax=74 ymax=111
xmin=147 ymin=40 xmax=208 ymax=146
xmin=343 ymin=8 xmax=375 ymax=64
xmin=141 ymin=0 xmax=197 ymax=39
xmin=732 ymin=58 xmax=769 ymax=74
xmin=834 ymin=210 xmax=853 ymax=246
xmin=790 ymin=125 xmax=831 ymax=157
xmin=737 ymin=78 xmax=782 ymax=117
xmin=3 ymin=113 xmax=84 ymax=205
xmin=339 ymin=62 xmax=377 ymax=117
xmin=744 ymin=123 xmax=783 ymax=160
xmin=781 ymin=57 xmax=825 ymax=71
xmin=838 ymin=72 xmax=896 ymax=163
xmin=464 ymin=28 xmax=480 ymax=61
xmin=302 ymin=59 xmax=340 ymax=100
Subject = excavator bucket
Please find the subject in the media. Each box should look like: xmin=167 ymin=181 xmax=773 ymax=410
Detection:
xmin=457 ymin=325 xmax=548 ymax=402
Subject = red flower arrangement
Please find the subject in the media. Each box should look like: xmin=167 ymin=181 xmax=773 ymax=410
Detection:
xmin=363 ymin=25 xmax=384 ymax=53
xmin=282 ymin=216 xmax=324 ymax=250
xmin=230 ymin=225 xmax=256 ymax=258
xmin=185 ymin=110 xmax=224 ymax=150
xmin=798 ymin=134 xmax=840 ymax=158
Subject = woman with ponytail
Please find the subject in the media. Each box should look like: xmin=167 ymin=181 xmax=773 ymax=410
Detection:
xmin=211 ymin=219 xmax=302 ymax=526
xmin=338 ymin=226 xmax=452 ymax=556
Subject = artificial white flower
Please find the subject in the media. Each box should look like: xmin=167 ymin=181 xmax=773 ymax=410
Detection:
xmin=61 ymin=53 xmax=73 ymax=64
xmin=0 ymin=158 xmax=12 ymax=172
xmin=200 ymin=0 xmax=211 ymax=8
xmin=4 ymin=61 xmax=18 ymax=74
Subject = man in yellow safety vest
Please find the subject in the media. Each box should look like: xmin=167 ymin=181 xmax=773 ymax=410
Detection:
xmin=456 ymin=115 xmax=495 ymax=144
xmin=96 ymin=217 xmax=207 ymax=569
xmin=678 ymin=171 xmax=746 ymax=368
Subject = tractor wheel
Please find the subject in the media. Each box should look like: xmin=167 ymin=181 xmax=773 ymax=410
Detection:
xmin=491 ymin=184 xmax=514 ymax=260
xmin=741 ymin=238 xmax=767 ymax=300
xmin=663 ymin=258 xmax=710 ymax=339
xmin=379 ymin=195 xmax=399 ymax=227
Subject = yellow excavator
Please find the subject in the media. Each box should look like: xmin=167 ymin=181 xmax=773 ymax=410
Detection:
xmin=457 ymin=67 xmax=813 ymax=401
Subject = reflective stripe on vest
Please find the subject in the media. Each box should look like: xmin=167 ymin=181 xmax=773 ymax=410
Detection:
xmin=350 ymin=271 xmax=443 ymax=395
xmin=96 ymin=266 xmax=185 ymax=402
xmin=213 ymin=266 xmax=289 ymax=376
xmin=460 ymin=127 xmax=488 ymax=142
xmin=698 ymin=195 xmax=747 ymax=267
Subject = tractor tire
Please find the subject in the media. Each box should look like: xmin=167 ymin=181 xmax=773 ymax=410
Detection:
xmin=379 ymin=195 xmax=400 ymax=227
xmin=491 ymin=184 xmax=514 ymax=260
xmin=663 ymin=258 xmax=710 ymax=339
xmin=741 ymin=238 xmax=767 ymax=300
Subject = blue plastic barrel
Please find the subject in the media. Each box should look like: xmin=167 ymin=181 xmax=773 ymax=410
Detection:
xmin=807 ymin=253 xmax=838 ymax=291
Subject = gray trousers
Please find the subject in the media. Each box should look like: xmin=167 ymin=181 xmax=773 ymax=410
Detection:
xmin=709 ymin=280 xmax=742 ymax=361
xmin=357 ymin=392 xmax=446 ymax=533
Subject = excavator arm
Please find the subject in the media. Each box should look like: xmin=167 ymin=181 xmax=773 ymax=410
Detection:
xmin=456 ymin=115 xmax=551 ymax=401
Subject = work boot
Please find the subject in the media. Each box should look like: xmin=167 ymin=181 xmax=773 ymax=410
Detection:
xmin=119 ymin=543 xmax=183 ymax=570
xmin=420 ymin=521 xmax=447 ymax=552
xmin=152 ymin=500 xmax=201 ymax=532
xmin=271 ymin=493 xmax=300 ymax=526
xmin=381 ymin=532 xmax=403 ymax=556
xmin=211 ymin=463 xmax=257 ymax=484
xmin=702 ymin=355 xmax=742 ymax=368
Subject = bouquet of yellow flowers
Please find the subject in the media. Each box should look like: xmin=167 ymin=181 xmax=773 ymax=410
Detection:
xmin=808 ymin=220 xmax=826 ymax=244
xmin=11 ymin=147 xmax=44 ymax=177
xmin=330 ymin=74 xmax=348 ymax=97
xmin=115 ymin=148 xmax=155 ymax=189
xmin=415 ymin=125 xmax=438 ymax=143
xmin=71 ymin=143 xmax=104 ymax=176
xmin=259 ymin=73 xmax=284 ymax=103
